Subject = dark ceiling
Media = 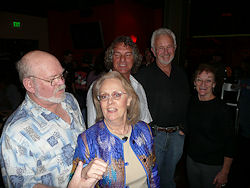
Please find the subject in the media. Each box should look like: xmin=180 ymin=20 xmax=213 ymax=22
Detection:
xmin=1 ymin=0 xmax=246 ymax=20
xmin=1 ymin=0 xmax=249 ymax=35
xmin=0 ymin=0 xmax=164 ymax=17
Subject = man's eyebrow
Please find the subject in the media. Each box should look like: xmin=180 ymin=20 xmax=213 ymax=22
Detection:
xmin=48 ymin=69 xmax=65 ymax=78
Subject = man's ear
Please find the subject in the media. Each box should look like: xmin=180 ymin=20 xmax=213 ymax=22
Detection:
xmin=213 ymin=82 xmax=216 ymax=88
xmin=23 ymin=78 xmax=35 ymax=93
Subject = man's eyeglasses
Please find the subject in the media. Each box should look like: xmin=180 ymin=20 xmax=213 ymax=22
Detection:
xmin=156 ymin=45 xmax=175 ymax=53
xmin=97 ymin=91 xmax=127 ymax=102
xmin=29 ymin=71 xmax=68 ymax=86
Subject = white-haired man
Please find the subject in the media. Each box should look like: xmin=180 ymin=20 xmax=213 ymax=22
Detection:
xmin=135 ymin=28 xmax=190 ymax=188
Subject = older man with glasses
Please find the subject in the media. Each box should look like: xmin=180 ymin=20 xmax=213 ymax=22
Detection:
xmin=0 ymin=50 xmax=91 ymax=188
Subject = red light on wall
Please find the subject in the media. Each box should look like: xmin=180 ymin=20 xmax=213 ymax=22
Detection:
xmin=130 ymin=35 xmax=137 ymax=43
xmin=221 ymin=13 xmax=232 ymax=17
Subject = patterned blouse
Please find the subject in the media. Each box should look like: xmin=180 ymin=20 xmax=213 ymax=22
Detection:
xmin=70 ymin=120 xmax=160 ymax=188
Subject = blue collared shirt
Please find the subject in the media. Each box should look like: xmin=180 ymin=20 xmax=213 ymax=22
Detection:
xmin=0 ymin=93 xmax=85 ymax=188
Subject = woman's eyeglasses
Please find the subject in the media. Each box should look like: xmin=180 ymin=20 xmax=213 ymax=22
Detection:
xmin=97 ymin=91 xmax=127 ymax=102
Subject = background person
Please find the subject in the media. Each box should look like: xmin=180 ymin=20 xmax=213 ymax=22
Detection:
xmin=0 ymin=70 xmax=23 ymax=125
xmin=86 ymin=36 xmax=152 ymax=128
xmin=230 ymin=57 xmax=250 ymax=188
xmin=135 ymin=28 xmax=190 ymax=188
xmin=140 ymin=48 xmax=155 ymax=68
xmin=70 ymin=71 xmax=159 ymax=187
xmin=0 ymin=71 xmax=22 ymax=111
xmin=208 ymin=51 xmax=227 ymax=96
xmin=86 ymin=51 xmax=106 ymax=89
xmin=186 ymin=64 xmax=235 ymax=188
xmin=0 ymin=50 xmax=86 ymax=188
xmin=61 ymin=50 xmax=77 ymax=95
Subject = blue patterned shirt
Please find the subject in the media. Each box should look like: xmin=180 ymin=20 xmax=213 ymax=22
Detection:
xmin=0 ymin=93 xmax=85 ymax=188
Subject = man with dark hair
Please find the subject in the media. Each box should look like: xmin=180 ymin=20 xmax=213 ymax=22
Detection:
xmin=86 ymin=36 xmax=152 ymax=127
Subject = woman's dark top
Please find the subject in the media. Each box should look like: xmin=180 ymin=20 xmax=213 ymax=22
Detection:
xmin=186 ymin=96 xmax=235 ymax=165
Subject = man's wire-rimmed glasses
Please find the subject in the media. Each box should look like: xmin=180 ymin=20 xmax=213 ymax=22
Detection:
xmin=29 ymin=70 xmax=68 ymax=86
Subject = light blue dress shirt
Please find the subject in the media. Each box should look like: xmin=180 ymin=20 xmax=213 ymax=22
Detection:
xmin=0 ymin=93 xmax=85 ymax=188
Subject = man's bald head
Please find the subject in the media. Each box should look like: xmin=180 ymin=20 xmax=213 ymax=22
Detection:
xmin=16 ymin=50 xmax=60 ymax=82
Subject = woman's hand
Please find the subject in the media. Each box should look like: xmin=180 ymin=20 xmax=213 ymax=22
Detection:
xmin=213 ymin=170 xmax=228 ymax=188
xmin=178 ymin=130 xmax=185 ymax=136
xmin=213 ymin=157 xmax=232 ymax=188
xmin=68 ymin=158 xmax=108 ymax=188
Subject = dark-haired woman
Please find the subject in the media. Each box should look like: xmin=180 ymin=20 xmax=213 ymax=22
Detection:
xmin=186 ymin=64 xmax=235 ymax=188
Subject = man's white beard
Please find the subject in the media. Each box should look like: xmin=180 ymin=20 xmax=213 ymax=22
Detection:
xmin=159 ymin=55 xmax=174 ymax=65
xmin=35 ymin=85 xmax=66 ymax=104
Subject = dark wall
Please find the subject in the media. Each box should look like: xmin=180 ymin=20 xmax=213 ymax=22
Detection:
xmin=48 ymin=0 xmax=162 ymax=61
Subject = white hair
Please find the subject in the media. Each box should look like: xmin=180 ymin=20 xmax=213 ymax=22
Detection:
xmin=151 ymin=28 xmax=177 ymax=51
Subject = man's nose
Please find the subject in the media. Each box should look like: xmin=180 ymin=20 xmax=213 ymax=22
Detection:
xmin=120 ymin=55 xmax=126 ymax=62
xmin=201 ymin=80 xmax=206 ymax=86
xmin=58 ymin=76 xmax=65 ymax=85
xmin=163 ymin=48 xmax=171 ymax=53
